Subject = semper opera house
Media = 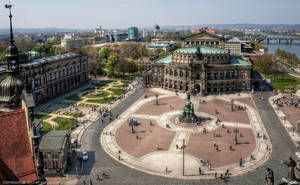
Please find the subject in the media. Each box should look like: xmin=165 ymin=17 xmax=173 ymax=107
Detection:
xmin=144 ymin=31 xmax=262 ymax=95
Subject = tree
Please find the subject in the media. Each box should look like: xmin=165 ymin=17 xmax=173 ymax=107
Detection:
xmin=99 ymin=46 xmax=111 ymax=61
xmin=106 ymin=55 xmax=119 ymax=75
xmin=114 ymin=59 xmax=127 ymax=77
xmin=126 ymin=58 xmax=138 ymax=74
xmin=253 ymin=55 xmax=274 ymax=75
xmin=15 ymin=36 xmax=35 ymax=52
xmin=54 ymin=46 xmax=66 ymax=55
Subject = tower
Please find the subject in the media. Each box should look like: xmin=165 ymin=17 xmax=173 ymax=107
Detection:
xmin=154 ymin=24 xmax=160 ymax=37
xmin=0 ymin=4 xmax=24 ymax=111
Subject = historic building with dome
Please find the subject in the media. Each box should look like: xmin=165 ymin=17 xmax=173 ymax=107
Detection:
xmin=144 ymin=31 xmax=261 ymax=95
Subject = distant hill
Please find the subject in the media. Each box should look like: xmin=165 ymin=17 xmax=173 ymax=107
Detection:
xmin=144 ymin=24 xmax=300 ymax=30
xmin=0 ymin=28 xmax=91 ymax=35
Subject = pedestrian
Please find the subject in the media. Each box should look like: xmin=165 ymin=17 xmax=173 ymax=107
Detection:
xmin=239 ymin=157 xmax=243 ymax=167
xmin=199 ymin=167 xmax=201 ymax=175
xmin=229 ymin=145 xmax=232 ymax=151
xmin=176 ymin=144 xmax=178 ymax=149
xmin=214 ymin=172 xmax=217 ymax=179
xmin=165 ymin=166 xmax=168 ymax=173
xmin=226 ymin=169 xmax=229 ymax=177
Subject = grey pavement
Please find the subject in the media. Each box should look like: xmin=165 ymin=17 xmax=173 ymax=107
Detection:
xmin=76 ymin=81 xmax=298 ymax=185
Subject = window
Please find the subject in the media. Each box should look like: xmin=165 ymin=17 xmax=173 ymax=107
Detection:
xmin=220 ymin=73 xmax=224 ymax=79
xmin=214 ymin=73 xmax=218 ymax=79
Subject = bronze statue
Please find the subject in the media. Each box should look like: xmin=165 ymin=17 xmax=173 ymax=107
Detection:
xmin=265 ymin=168 xmax=274 ymax=185
xmin=179 ymin=92 xmax=196 ymax=123
xmin=285 ymin=157 xmax=297 ymax=181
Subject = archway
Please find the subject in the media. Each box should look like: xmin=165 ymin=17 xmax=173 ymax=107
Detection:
xmin=253 ymin=81 xmax=260 ymax=90
xmin=195 ymin=84 xmax=201 ymax=94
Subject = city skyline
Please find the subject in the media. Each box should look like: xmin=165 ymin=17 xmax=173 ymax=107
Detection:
xmin=0 ymin=0 xmax=300 ymax=29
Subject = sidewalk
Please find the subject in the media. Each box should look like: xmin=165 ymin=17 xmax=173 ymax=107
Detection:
xmin=268 ymin=93 xmax=300 ymax=148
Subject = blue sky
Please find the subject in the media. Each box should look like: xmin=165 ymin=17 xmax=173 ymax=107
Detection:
xmin=0 ymin=0 xmax=299 ymax=29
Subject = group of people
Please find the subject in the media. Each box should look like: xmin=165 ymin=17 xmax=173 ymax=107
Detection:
xmin=273 ymin=94 xmax=300 ymax=109
xmin=232 ymin=105 xmax=247 ymax=111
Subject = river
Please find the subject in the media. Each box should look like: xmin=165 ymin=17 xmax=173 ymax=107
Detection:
xmin=261 ymin=34 xmax=300 ymax=58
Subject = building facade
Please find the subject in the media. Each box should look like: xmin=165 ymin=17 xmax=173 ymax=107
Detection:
xmin=145 ymin=31 xmax=261 ymax=95
xmin=0 ymin=53 xmax=88 ymax=104
xmin=38 ymin=131 xmax=71 ymax=176
xmin=128 ymin=27 xmax=138 ymax=40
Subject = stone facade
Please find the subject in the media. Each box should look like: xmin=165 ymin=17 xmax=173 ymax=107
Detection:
xmin=38 ymin=131 xmax=71 ymax=176
xmin=146 ymin=32 xmax=258 ymax=95
xmin=136 ymin=57 xmax=152 ymax=72
xmin=1 ymin=53 xmax=88 ymax=104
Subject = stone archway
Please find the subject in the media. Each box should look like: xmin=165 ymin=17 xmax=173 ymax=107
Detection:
xmin=253 ymin=81 xmax=261 ymax=91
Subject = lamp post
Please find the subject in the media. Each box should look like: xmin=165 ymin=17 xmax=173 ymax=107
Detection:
xmin=182 ymin=139 xmax=186 ymax=176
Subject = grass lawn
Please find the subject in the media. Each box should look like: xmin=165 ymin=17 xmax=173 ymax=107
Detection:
xmin=108 ymin=88 xmax=125 ymax=96
xmin=265 ymin=74 xmax=300 ymax=93
xmin=52 ymin=117 xmax=78 ymax=130
xmin=66 ymin=94 xmax=83 ymax=101
xmin=86 ymin=96 xmax=116 ymax=104
xmin=34 ymin=114 xmax=51 ymax=120
xmin=83 ymin=91 xmax=109 ymax=98
xmin=62 ymin=112 xmax=85 ymax=118
xmin=121 ymin=80 xmax=130 ymax=86
xmin=279 ymin=61 xmax=293 ymax=68
xmin=41 ymin=122 xmax=52 ymax=131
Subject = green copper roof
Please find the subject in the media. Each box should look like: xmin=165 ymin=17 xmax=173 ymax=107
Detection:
xmin=230 ymin=55 xmax=252 ymax=67
xmin=154 ymin=54 xmax=172 ymax=64
xmin=174 ymin=47 xmax=229 ymax=55
xmin=39 ymin=130 xmax=70 ymax=150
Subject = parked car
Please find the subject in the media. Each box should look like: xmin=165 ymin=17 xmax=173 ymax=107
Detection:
xmin=82 ymin=151 xmax=88 ymax=161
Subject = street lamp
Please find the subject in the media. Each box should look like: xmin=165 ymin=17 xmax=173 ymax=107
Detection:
xmin=181 ymin=139 xmax=186 ymax=176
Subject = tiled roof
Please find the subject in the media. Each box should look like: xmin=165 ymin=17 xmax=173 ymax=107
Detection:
xmin=39 ymin=130 xmax=70 ymax=150
xmin=0 ymin=110 xmax=38 ymax=182
xmin=174 ymin=47 xmax=229 ymax=55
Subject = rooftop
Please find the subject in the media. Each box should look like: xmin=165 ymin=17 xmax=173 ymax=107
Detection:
xmin=174 ymin=47 xmax=229 ymax=55
xmin=0 ymin=109 xmax=38 ymax=182
xmin=154 ymin=54 xmax=172 ymax=64
xmin=20 ymin=53 xmax=78 ymax=67
xmin=230 ymin=55 xmax=252 ymax=67
xmin=39 ymin=130 xmax=70 ymax=150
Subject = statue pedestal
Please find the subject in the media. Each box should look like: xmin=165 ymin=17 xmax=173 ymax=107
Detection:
xmin=282 ymin=177 xmax=298 ymax=184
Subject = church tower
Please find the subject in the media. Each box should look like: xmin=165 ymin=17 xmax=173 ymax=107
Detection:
xmin=0 ymin=4 xmax=24 ymax=111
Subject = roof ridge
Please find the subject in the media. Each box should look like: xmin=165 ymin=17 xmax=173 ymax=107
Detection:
xmin=0 ymin=109 xmax=25 ymax=117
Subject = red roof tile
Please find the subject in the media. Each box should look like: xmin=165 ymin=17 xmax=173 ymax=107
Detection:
xmin=0 ymin=110 xmax=37 ymax=183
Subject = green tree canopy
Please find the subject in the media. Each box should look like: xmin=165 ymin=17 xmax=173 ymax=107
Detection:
xmin=253 ymin=55 xmax=274 ymax=75
xmin=99 ymin=46 xmax=111 ymax=61
xmin=106 ymin=55 xmax=119 ymax=75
